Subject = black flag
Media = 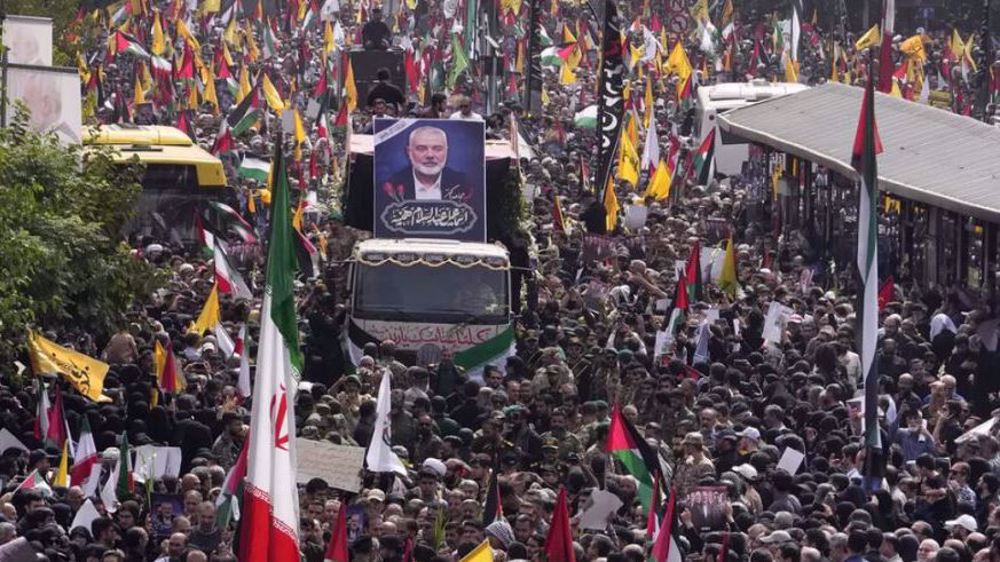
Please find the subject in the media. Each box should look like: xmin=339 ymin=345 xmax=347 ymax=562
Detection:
xmin=595 ymin=0 xmax=625 ymax=205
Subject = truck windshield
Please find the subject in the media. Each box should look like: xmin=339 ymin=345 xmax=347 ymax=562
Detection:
xmin=354 ymin=262 xmax=509 ymax=324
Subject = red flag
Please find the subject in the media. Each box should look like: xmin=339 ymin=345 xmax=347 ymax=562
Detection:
xmin=878 ymin=275 xmax=894 ymax=311
xmin=46 ymin=386 xmax=68 ymax=447
xmin=404 ymin=49 xmax=419 ymax=94
xmin=650 ymin=487 xmax=679 ymax=562
xmin=176 ymin=45 xmax=195 ymax=80
xmin=646 ymin=471 xmax=660 ymax=536
xmin=544 ymin=488 xmax=576 ymax=562
xmin=312 ymin=68 xmax=328 ymax=98
xmin=333 ymin=103 xmax=348 ymax=127
xmin=552 ymin=191 xmax=566 ymax=233
xmin=851 ymin=83 xmax=884 ymax=164
xmin=324 ymin=504 xmax=349 ymax=562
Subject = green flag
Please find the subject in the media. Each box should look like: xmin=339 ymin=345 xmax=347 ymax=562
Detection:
xmin=447 ymin=35 xmax=470 ymax=88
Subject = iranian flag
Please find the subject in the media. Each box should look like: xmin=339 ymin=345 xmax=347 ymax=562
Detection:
xmin=238 ymin=144 xmax=301 ymax=562
xmin=606 ymin=404 xmax=662 ymax=514
xmin=71 ymin=417 xmax=100 ymax=496
xmin=215 ymin=242 xmax=254 ymax=301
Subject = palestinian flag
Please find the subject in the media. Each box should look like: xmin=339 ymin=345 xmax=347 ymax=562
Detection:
xmin=853 ymin=73 xmax=884 ymax=491
xmin=216 ymin=433 xmax=249 ymax=530
xmin=227 ymin=81 xmax=262 ymax=135
xmin=693 ymin=128 xmax=716 ymax=185
xmin=482 ymin=468 xmax=504 ymax=526
xmin=606 ymin=404 xmax=662 ymax=514
xmin=17 ymin=469 xmax=52 ymax=497
xmin=665 ymin=273 xmax=690 ymax=337
xmin=685 ymin=240 xmax=703 ymax=303
xmin=112 ymin=31 xmax=150 ymax=58
xmin=239 ymin=156 xmax=271 ymax=183
xmin=649 ymin=487 xmax=683 ymax=562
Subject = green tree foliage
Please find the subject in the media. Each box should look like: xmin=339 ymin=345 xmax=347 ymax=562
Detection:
xmin=0 ymin=105 xmax=164 ymax=364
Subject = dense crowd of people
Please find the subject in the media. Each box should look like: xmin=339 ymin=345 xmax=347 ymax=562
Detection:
xmin=6 ymin=0 xmax=1000 ymax=561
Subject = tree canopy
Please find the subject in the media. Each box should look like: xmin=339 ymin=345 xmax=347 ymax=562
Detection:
xmin=0 ymin=106 xmax=163 ymax=366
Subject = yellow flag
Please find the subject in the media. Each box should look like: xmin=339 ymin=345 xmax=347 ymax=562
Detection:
xmin=900 ymin=35 xmax=926 ymax=61
xmin=245 ymin=25 xmax=260 ymax=62
xmin=54 ymin=439 xmax=69 ymax=487
xmin=717 ymin=237 xmax=739 ymax=297
xmin=515 ymin=41 xmax=525 ymax=74
xmin=559 ymin=62 xmax=576 ymax=84
xmin=889 ymin=79 xmax=902 ymax=97
xmin=603 ymin=177 xmax=619 ymax=232
xmin=964 ymin=33 xmax=978 ymax=71
xmin=951 ymin=29 xmax=966 ymax=60
xmin=293 ymin=195 xmax=305 ymax=232
xmin=177 ymin=18 xmax=201 ymax=51
xmin=77 ymin=52 xmax=91 ymax=84
xmin=784 ymin=59 xmax=799 ymax=82
xmin=262 ymin=73 xmax=286 ymax=112
xmin=324 ymin=21 xmax=335 ymax=54
xmin=204 ymin=69 xmax=219 ymax=113
xmin=133 ymin=79 xmax=146 ymax=105
xmin=154 ymin=339 xmax=167 ymax=377
xmin=644 ymin=160 xmax=672 ymax=200
xmin=27 ymin=331 xmax=110 ymax=403
xmin=459 ymin=540 xmax=494 ymax=562
xmin=345 ymin=60 xmax=358 ymax=112
xmin=665 ymin=42 xmax=692 ymax=84
xmin=406 ymin=0 xmax=417 ymax=9
xmin=224 ymin=15 xmax=238 ymax=45
xmin=294 ymin=109 xmax=307 ymax=144
xmin=690 ymin=0 xmax=708 ymax=22
xmin=202 ymin=0 xmax=220 ymax=14
xmin=625 ymin=111 xmax=638 ymax=150
xmin=643 ymin=77 xmax=653 ymax=127
xmin=151 ymin=12 xmax=165 ymax=55
xmin=562 ymin=24 xmax=576 ymax=44
xmin=855 ymin=24 xmax=880 ymax=51
xmin=297 ymin=0 xmax=307 ymax=20
xmin=617 ymin=132 xmax=640 ymax=187
xmin=189 ymin=284 xmax=221 ymax=335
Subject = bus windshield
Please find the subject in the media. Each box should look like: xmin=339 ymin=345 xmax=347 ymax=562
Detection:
xmin=354 ymin=262 xmax=509 ymax=324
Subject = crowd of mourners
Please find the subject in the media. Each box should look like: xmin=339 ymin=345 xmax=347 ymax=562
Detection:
xmin=7 ymin=0 xmax=1000 ymax=560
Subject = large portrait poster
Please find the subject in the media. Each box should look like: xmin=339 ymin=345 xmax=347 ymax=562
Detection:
xmin=2 ymin=16 xmax=53 ymax=66
xmin=372 ymin=118 xmax=486 ymax=242
xmin=6 ymin=65 xmax=82 ymax=145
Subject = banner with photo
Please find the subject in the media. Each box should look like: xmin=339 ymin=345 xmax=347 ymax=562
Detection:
xmin=372 ymin=118 xmax=486 ymax=242
xmin=2 ymin=16 xmax=53 ymax=66
xmin=6 ymin=64 xmax=82 ymax=145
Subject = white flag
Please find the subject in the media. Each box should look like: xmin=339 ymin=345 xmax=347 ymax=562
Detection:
xmin=366 ymin=373 xmax=407 ymax=474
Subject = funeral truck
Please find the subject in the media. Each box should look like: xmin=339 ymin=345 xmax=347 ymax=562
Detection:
xmin=340 ymin=130 xmax=524 ymax=376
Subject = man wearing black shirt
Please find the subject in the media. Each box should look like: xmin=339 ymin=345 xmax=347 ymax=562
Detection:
xmin=362 ymin=7 xmax=391 ymax=50
xmin=366 ymin=68 xmax=406 ymax=112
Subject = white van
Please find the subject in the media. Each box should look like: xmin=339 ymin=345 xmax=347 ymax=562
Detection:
xmin=695 ymin=80 xmax=809 ymax=176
